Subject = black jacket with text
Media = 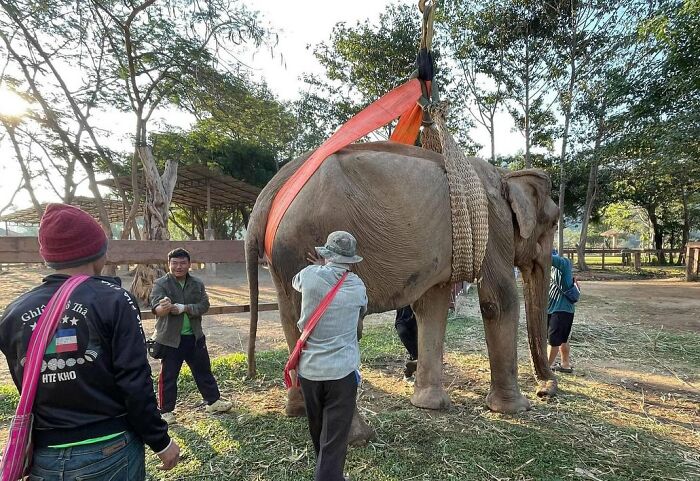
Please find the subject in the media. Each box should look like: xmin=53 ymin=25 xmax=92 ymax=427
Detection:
xmin=0 ymin=274 xmax=169 ymax=451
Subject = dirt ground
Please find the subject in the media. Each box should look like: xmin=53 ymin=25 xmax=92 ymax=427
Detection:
xmin=0 ymin=264 xmax=698 ymax=390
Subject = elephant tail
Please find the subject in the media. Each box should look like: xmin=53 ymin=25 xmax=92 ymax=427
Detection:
xmin=246 ymin=226 xmax=261 ymax=379
xmin=245 ymin=151 xmax=314 ymax=378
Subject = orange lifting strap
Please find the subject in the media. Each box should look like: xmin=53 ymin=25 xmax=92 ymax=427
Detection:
xmin=263 ymin=78 xmax=426 ymax=259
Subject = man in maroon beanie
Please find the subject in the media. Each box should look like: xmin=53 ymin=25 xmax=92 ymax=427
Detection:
xmin=0 ymin=204 xmax=180 ymax=481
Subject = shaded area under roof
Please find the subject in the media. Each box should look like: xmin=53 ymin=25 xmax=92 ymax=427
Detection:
xmin=0 ymin=196 xmax=130 ymax=226
xmin=101 ymin=164 xmax=261 ymax=210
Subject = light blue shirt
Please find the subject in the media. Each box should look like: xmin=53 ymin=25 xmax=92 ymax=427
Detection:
xmin=548 ymin=255 xmax=575 ymax=314
xmin=292 ymin=263 xmax=368 ymax=381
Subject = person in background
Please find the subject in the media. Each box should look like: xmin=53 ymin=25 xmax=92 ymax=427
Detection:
xmin=395 ymin=306 xmax=418 ymax=382
xmin=294 ymin=231 xmax=368 ymax=481
xmin=548 ymin=249 xmax=576 ymax=373
xmin=150 ymin=248 xmax=232 ymax=424
xmin=0 ymin=204 xmax=179 ymax=480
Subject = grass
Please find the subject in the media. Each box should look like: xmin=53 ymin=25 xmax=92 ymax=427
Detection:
xmin=1 ymin=318 xmax=698 ymax=480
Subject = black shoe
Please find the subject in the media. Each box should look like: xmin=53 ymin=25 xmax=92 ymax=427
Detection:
xmin=404 ymin=359 xmax=417 ymax=378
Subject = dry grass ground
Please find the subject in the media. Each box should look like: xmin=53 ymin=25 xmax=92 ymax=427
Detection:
xmin=0 ymin=264 xmax=698 ymax=480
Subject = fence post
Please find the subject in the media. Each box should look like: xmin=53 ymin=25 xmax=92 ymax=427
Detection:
xmin=601 ymin=247 xmax=606 ymax=270
xmin=687 ymin=245 xmax=693 ymax=281
xmin=634 ymin=251 xmax=641 ymax=272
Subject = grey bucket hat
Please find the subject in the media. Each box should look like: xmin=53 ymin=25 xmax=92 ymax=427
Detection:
xmin=315 ymin=231 xmax=363 ymax=264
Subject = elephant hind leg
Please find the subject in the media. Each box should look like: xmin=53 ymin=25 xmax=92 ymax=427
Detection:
xmin=272 ymin=280 xmax=306 ymax=417
xmin=410 ymin=283 xmax=452 ymax=410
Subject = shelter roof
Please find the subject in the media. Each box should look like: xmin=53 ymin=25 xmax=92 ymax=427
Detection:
xmin=0 ymin=196 xmax=129 ymax=226
xmin=601 ymin=229 xmax=623 ymax=237
xmin=101 ymin=164 xmax=261 ymax=210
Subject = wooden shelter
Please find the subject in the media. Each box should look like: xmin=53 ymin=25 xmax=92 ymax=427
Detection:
xmin=102 ymin=164 xmax=260 ymax=212
xmin=0 ymin=196 xmax=130 ymax=228
xmin=601 ymin=229 xmax=623 ymax=249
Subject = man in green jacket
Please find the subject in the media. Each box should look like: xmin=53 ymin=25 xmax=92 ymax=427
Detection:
xmin=150 ymin=248 xmax=232 ymax=424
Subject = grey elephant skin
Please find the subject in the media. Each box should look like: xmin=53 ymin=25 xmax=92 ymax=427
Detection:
xmin=246 ymin=141 xmax=559 ymax=439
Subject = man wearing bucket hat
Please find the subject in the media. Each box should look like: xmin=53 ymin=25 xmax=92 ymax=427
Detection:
xmin=293 ymin=231 xmax=368 ymax=481
xmin=0 ymin=204 xmax=179 ymax=480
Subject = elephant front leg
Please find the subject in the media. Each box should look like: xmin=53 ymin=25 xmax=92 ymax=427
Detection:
xmin=478 ymin=274 xmax=531 ymax=413
xmin=410 ymin=284 xmax=452 ymax=410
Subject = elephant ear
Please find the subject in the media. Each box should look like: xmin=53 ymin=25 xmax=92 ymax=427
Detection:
xmin=504 ymin=173 xmax=538 ymax=240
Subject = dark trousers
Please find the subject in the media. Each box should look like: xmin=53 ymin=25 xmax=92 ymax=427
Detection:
xmin=158 ymin=335 xmax=220 ymax=413
xmin=395 ymin=306 xmax=418 ymax=360
xmin=299 ymin=372 xmax=358 ymax=481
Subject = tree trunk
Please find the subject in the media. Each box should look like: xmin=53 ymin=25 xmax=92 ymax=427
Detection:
xmin=3 ymin=123 xmax=42 ymax=216
xmin=648 ymin=210 xmax=665 ymax=265
xmin=558 ymin=16 xmax=577 ymax=258
xmin=679 ymin=185 xmax=689 ymax=265
xmin=82 ymin=161 xmax=116 ymax=276
xmin=524 ymin=41 xmax=531 ymax=169
xmin=131 ymin=144 xmax=178 ymax=303
xmin=577 ymin=161 xmax=598 ymax=271
xmin=121 ymin=149 xmax=143 ymax=240
xmin=489 ymin=116 xmax=496 ymax=165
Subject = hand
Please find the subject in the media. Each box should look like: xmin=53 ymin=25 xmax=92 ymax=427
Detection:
xmin=159 ymin=297 xmax=172 ymax=309
xmin=169 ymin=303 xmax=185 ymax=315
xmin=157 ymin=440 xmax=180 ymax=470
xmin=307 ymin=251 xmax=324 ymax=266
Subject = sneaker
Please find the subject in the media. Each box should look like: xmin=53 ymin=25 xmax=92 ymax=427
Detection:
xmin=161 ymin=411 xmax=176 ymax=424
xmin=403 ymin=374 xmax=415 ymax=385
xmin=205 ymin=399 xmax=233 ymax=413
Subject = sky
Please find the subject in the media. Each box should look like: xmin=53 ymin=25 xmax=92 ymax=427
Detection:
xmin=0 ymin=0 xmax=522 ymax=217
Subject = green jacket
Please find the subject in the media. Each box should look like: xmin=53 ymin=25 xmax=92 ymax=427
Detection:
xmin=150 ymin=273 xmax=210 ymax=347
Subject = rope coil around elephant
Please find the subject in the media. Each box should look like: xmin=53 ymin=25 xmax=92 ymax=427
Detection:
xmin=421 ymin=103 xmax=489 ymax=283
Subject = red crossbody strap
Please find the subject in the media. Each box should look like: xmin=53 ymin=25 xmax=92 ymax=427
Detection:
xmin=299 ymin=272 xmax=349 ymax=342
xmin=17 ymin=275 xmax=90 ymax=416
xmin=283 ymin=272 xmax=349 ymax=388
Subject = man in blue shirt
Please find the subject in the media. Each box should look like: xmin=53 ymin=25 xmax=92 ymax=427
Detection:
xmin=293 ymin=231 xmax=367 ymax=481
xmin=548 ymin=250 xmax=576 ymax=373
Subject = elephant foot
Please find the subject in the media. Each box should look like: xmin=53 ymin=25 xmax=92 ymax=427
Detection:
xmin=536 ymin=379 xmax=558 ymax=398
xmin=485 ymin=390 xmax=531 ymax=413
xmin=285 ymin=387 xmax=306 ymax=417
xmin=348 ymin=410 xmax=375 ymax=447
xmin=411 ymin=385 xmax=451 ymax=410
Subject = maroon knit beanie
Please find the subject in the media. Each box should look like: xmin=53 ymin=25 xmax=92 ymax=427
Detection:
xmin=39 ymin=204 xmax=108 ymax=269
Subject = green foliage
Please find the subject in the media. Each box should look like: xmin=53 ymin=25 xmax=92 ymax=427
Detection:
xmin=292 ymin=3 xmax=475 ymax=153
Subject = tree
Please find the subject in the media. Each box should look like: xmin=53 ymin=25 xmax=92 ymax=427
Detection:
xmin=441 ymin=0 xmax=509 ymax=163
xmin=297 ymin=3 xmax=475 ymax=151
xmin=496 ymin=0 xmax=561 ymax=169
xmin=602 ymin=0 xmax=700 ymax=263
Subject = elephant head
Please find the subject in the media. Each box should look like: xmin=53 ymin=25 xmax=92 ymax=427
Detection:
xmin=503 ymin=169 xmax=559 ymax=395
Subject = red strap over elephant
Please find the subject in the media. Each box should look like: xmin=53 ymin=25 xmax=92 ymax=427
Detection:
xmin=283 ymin=272 xmax=349 ymax=389
xmin=263 ymin=79 xmax=425 ymax=259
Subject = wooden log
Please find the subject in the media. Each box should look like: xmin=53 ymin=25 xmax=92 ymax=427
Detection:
xmin=140 ymin=302 xmax=278 ymax=320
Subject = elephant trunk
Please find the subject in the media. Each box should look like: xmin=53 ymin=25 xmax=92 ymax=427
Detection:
xmin=521 ymin=244 xmax=558 ymax=397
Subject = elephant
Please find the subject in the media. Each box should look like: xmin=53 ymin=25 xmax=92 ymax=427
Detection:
xmin=245 ymin=141 xmax=559 ymax=441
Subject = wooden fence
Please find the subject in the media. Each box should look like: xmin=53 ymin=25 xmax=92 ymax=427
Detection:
xmin=0 ymin=237 xmax=245 ymax=264
xmin=0 ymin=237 xmax=280 ymax=311
xmin=559 ymin=247 xmax=685 ymax=271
